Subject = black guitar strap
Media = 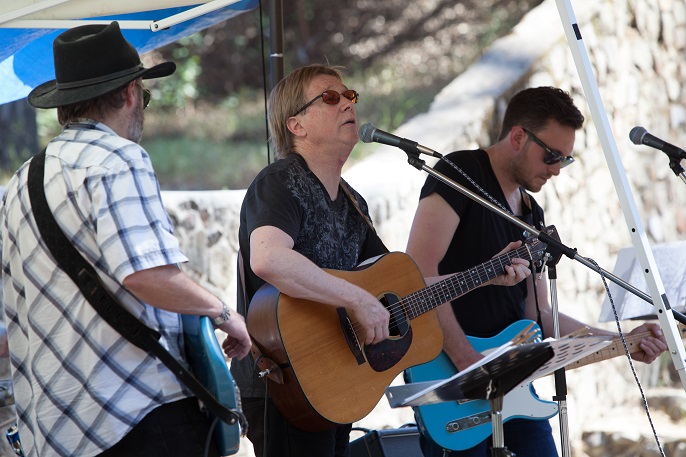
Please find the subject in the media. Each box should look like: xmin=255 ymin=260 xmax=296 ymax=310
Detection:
xmin=340 ymin=179 xmax=389 ymax=255
xmin=27 ymin=150 xmax=244 ymax=430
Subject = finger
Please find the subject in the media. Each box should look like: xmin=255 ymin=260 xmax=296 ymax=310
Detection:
xmin=373 ymin=323 xmax=388 ymax=344
xmin=381 ymin=323 xmax=390 ymax=340
xmin=642 ymin=338 xmax=665 ymax=355
xmin=371 ymin=326 xmax=381 ymax=344
xmin=364 ymin=328 xmax=375 ymax=346
xmin=517 ymin=266 xmax=531 ymax=278
xmin=511 ymin=257 xmax=530 ymax=266
xmin=639 ymin=340 xmax=665 ymax=362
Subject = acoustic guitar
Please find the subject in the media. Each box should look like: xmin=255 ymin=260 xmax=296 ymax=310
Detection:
xmin=247 ymin=234 xmax=549 ymax=431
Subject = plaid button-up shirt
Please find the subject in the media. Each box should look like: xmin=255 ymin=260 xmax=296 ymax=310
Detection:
xmin=1 ymin=120 xmax=191 ymax=456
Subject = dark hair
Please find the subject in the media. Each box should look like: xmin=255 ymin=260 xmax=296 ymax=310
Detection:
xmin=498 ymin=86 xmax=584 ymax=140
xmin=268 ymin=64 xmax=345 ymax=159
xmin=56 ymin=83 xmax=130 ymax=125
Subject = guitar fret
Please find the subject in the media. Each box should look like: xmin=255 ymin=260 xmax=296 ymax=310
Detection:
xmin=403 ymin=240 xmax=545 ymax=319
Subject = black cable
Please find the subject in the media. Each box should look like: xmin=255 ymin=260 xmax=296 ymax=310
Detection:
xmin=203 ymin=416 xmax=220 ymax=457
xmin=250 ymin=352 xmax=270 ymax=457
xmin=587 ymin=256 xmax=666 ymax=456
xmin=257 ymin=0 xmax=271 ymax=165
xmin=531 ymin=269 xmax=544 ymax=339
xmin=263 ymin=383 xmax=269 ymax=457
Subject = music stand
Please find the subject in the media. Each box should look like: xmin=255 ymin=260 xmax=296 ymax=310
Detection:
xmin=388 ymin=342 xmax=553 ymax=456
xmin=599 ymin=241 xmax=686 ymax=322
xmin=387 ymin=336 xmax=612 ymax=456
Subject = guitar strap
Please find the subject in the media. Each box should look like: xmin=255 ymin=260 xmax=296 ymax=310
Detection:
xmin=27 ymin=150 xmax=244 ymax=429
xmin=520 ymin=187 xmax=545 ymax=338
xmin=339 ymin=179 xmax=389 ymax=254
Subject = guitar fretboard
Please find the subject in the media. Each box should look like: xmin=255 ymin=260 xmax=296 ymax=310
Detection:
xmin=404 ymin=243 xmax=539 ymax=320
xmin=566 ymin=332 xmax=645 ymax=370
xmin=567 ymin=325 xmax=686 ymax=370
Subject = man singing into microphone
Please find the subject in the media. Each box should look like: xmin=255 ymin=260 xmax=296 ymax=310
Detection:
xmin=229 ymin=63 xmax=533 ymax=457
xmin=406 ymin=86 xmax=668 ymax=457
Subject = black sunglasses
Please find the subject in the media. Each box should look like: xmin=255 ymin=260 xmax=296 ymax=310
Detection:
xmin=136 ymin=83 xmax=151 ymax=109
xmin=522 ymin=128 xmax=574 ymax=168
xmin=292 ymin=89 xmax=359 ymax=117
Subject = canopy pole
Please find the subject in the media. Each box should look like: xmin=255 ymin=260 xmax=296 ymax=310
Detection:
xmin=268 ymin=0 xmax=284 ymax=91
xmin=0 ymin=0 xmax=72 ymax=26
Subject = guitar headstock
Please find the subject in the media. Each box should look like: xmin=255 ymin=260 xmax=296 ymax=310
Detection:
xmin=523 ymin=225 xmax=559 ymax=268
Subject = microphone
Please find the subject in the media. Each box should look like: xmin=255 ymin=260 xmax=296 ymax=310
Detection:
xmin=629 ymin=126 xmax=686 ymax=160
xmin=358 ymin=123 xmax=442 ymax=158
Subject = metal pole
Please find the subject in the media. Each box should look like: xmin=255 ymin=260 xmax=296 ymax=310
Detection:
xmin=553 ymin=0 xmax=686 ymax=392
xmin=268 ymin=0 xmax=284 ymax=91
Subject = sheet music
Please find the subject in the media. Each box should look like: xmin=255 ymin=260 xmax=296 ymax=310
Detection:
xmin=386 ymin=335 xmax=612 ymax=408
xmin=384 ymin=341 xmax=514 ymax=408
xmin=600 ymin=242 xmax=686 ymax=321
xmin=514 ymin=335 xmax=611 ymax=385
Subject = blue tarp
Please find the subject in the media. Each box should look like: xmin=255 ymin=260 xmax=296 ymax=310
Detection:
xmin=0 ymin=1 xmax=257 ymax=105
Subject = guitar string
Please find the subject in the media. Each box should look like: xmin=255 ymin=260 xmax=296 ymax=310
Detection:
xmin=346 ymin=246 xmax=532 ymax=335
xmin=351 ymin=157 xmax=533 ymax=332
xmin=346 ymin=244 xmax=537 ymax=337
xmin=347 ymin=248 xmax=523 ymax=335
xmin=570 ymin=331 xmax=649 ymax=368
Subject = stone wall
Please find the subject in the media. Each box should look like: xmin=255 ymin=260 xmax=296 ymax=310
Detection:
xmin=165 ymin=0 xmax=686 ymax=455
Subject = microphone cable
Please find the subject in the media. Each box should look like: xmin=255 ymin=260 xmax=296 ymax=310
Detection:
xmin=586 ymin=257 xmax=666 ymax=457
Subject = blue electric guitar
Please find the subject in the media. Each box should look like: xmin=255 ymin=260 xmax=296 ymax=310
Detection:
xmin=405 ymin=320 xmax=684 ymax=451
xmin=182 ymin=315 xmax=245 ymax=456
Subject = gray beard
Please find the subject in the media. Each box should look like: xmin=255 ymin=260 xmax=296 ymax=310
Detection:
xmin=128 ymin=100 xmax=144 ymax=144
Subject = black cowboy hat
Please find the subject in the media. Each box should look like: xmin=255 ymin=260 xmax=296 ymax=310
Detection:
xmin=28 ymin=21 xmax=176 ymax=109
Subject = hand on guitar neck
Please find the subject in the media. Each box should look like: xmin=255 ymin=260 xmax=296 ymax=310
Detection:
xmin=564 ymin=321 xmax=668 ymax=365
xmin=484 ymin=240 xmax=532 ymax=288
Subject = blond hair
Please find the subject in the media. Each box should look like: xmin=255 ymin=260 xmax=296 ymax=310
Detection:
xmin=268 ymin=64 xmax=345 ymax=159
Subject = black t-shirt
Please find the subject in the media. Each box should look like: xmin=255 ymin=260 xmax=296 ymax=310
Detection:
xmin=238 ymin=153 xmax=386 ymax=303
xmin=419 ymin=149 xmax=544 ymax=338
xmin=232 ymin=153 xmax=387 ymax=396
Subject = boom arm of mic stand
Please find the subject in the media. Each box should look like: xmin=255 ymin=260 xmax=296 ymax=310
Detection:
xmin=405 ymin=153 xmax=686 ymax=325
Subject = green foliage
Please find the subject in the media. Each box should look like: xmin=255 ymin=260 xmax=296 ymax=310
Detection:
xmin=150 ymin=34 xmax=204 ymax=109
xmin=142 ymin=136 xmax=269 ymax=190
xmin=8 ymin=0 xmax=546 ymax=190
xmin=36 ymin=109 xmax=60 ymax=147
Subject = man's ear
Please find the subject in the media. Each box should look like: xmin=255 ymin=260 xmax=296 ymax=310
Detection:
xmin=510 ymin=127 xmax=527 ymax=151
xmin=125 ymin=80 xmax=139 ymax=109
xmin=287 ymin=116 xmax=306 ymax=138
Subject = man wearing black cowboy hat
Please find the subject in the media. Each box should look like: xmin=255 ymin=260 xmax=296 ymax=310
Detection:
xmin=0 ymin=21 xmax=251 ymax=457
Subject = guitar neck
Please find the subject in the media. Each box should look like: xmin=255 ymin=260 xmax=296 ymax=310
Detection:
xmin=404 ymin=244 xmax=531 ymax=320
xmin=564 ymin=332 xmax=648 ymax=370
xmin=567 ymin=325 xmax=684 ymax=371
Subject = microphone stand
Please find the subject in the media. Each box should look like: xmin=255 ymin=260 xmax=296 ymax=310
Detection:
xmin=666 ymin=157 xmax=686 ymax=185
xmin=403 ymin=152 xmax=686 ymax=325
xmin=544 ymin=246 xmax=572 ymax=457
xmin=402 ymin=150 xmax=686 ymax=456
